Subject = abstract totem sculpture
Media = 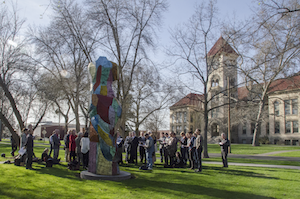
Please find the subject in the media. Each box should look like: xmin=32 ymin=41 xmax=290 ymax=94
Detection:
xmin=88 ymin=56 xmax=122 ymax=175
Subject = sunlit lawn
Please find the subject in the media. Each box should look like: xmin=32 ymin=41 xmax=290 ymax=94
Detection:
xmin=0 ymin=143 xmax=65 ymax=162
xmin=0 ymin=159 xmax=300 ymax=199
xmin=271 ymin=151 xmax=300 ymax=157
xmin=1 ymin=142 xmax=300 ymax=198
xmin=207 ymin=144 xmax=300 ymax=155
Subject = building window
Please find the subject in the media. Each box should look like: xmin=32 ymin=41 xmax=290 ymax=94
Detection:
xmin=176 ymin=112 xmax=179 ymax=123
xmin=251 ymin=123 xmax=255 ymax=134
xmin=292 ymin=140 xmax=299 ymax=145
xmin=242 ymin=124 xmax=247 ymax=134
xmin=171 ymin=126 xmax=174 ymax=132
xmin=285 ymin=140 xmax=291 ymax=145
xmin=266 ymin=122 xmax=270 ymax=135
xmin=184 ymin=125 xmax=187 ymax=133
xmin=286 ymin=121 xmax=291 ymax=133
xmin=176 ymin=126 xmax=180 ymax=133
xmin=183 ymin=112 xmax=187 ymax=123
xmin=275 ymin=121 xmax=280 ymax=134
xmin=179 ymin=112 xmax=182 ymax=123
xmin=172 ymin=114 xmax=175 ymax=124
xmin=211 ymin=107 xmax=219 ymax=118
xmin=190 ymin=125 xmax=193 ymax=132
xmin=211 ymin=79 xmax=219 ymax=87
xmin=230 ymin=78 xmax=235 ymax=87
xmin=293 ymin=121 xmax=298 ymax=133
xmin=242 ymin=139 xmax=247 ymax=144
xmin=274 ymin=101 xmax=279 ymax=116
xmin=211 ymin=123 xmax=219 ymax=137
xmin=284 ymin=100 xmax=290 ymax=115
xmin=292 ymin=99 xmax=298 ymax=115
xmin=274 ymin=139 xmax=279 ymax=145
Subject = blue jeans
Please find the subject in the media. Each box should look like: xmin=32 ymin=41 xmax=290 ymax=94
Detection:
xmin=146 ymin=148 xmax=154 ymax=169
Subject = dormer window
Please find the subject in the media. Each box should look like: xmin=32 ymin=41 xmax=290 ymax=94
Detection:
xmin=211 ymin=77 xmax=219 ymax=87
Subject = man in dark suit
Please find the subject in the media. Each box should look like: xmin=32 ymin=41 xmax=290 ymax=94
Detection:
xmin=219 ymin=133 xmax=230 ymax=167
xmin=129 ymin=131 xmax=138 ymax=165
xmin=25 ymin=127 xmax=34 ymax=170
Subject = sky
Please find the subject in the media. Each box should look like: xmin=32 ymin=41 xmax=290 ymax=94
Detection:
xmin=4 ymin=0 xmax=255 ymax=127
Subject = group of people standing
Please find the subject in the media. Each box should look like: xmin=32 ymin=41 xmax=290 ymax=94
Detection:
xmin=159 ymin=129 xmax=230 ymax=171
xmin=158 ymin=129 xmax=203 ymax=172
xmin=123 ymin=131 xmax=156 ymax=170
xmin=11 ymin=126 xmax=229 ymax=171
xmin=61 ymin=130 xmax=90 ymax=169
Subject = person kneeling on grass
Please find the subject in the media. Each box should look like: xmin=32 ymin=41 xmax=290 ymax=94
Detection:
xmin=42 ymin=148 xmax=54 ymax=167
xmin=172 ymin=151 xmax=185 ymax=168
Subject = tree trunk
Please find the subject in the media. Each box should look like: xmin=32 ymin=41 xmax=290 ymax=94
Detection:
xmin=252 ymin=100 xmax=265 ymax=146
xmin=0 ymin=112 xmax=20 ymax=147
xmin=0 ymin=77 xmax=24 ymax=131
xmin=0 ymin=119 xmax=2 ymax=141
xmin=203 ymin=92 xmax=209 ymax=158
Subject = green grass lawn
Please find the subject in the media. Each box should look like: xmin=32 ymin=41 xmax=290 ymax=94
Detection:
xmin=207 ymin=144 xmax=300 ymax=155
xmin=271 ymin=151 xmax=300 ymax=157
xmin=203 ymin=157 xmax=300 ymax=166
xmin=1 ymin=142 xmax=300 ymax=198
xmin=0 ymin=161 xmax=299 ymax=199
xmin=0 ymin=143 xmax=65 ymax=162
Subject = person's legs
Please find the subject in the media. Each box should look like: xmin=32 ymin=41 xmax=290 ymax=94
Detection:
xmin=65 ymin=148 xmax=70 ymax=162
xmin=189 ymin=150 xmax=193 ymax=169
xmin=11 ymin=145 xmax=17 ymax=156
xmin=77 ymin=152 xmax=83 ymax=165
xmin=196 ymin=148 xmax=202 ymax=171
xmin=221 ymin=151 xmax=228 ymax=167
xmin=26 ymin=150 xmax=33 ymax=169
xmin=147 ymin=150 xmax=153 ymax=169
xmin=53 ymin=148 xmax=59 ymax=159
xmin=49 ymin=145 xmax=53 ymax=156
xmin=83 ymin=152 xmax=89 ymax=168
xmin=139 ymin=146 xmax=143 ymax=163
xmin=160 ymin=148 xmax=164 ymax=163
xmin=164 ymin=149 xmax=168 ymax=166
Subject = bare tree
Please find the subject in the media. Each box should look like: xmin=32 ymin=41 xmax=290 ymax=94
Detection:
xmin=128 ymin=65 xmax=179 ymax=132
xmin=226 ymin=0 xmax=300 ymax=146
xmin=167 ymin=0 xmax=224 ymax=158
xmin=86 ymin=0 xmax=168 ymax=136
xmin=144 ymin=109 xmax=168 ymax=134
xmin=29 ymin=0 xmax=98 ymax=132
xmin=0 ymin=2 xmax=47 ymax=145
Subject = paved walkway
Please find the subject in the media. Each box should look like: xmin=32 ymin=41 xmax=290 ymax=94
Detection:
xmin=256 ymin=150 xmax=300 ymax=156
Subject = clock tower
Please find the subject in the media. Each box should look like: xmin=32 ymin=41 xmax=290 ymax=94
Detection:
xmin=207 ymin=36 xmax=239 ymax=138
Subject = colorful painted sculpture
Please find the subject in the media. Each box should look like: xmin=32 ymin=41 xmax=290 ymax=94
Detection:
xmin=88 ymin=56 xmax=122 ymax=175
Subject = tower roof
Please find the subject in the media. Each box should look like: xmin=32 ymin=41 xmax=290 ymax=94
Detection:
xmin=170 ymin=93 xmax=203 ymax=108
xmin=207 ymin=36 xmax=238 ymax=57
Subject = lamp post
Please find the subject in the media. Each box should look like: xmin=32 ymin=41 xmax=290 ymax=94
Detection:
xmin=227 ymin=77 xmax=231 ymax=153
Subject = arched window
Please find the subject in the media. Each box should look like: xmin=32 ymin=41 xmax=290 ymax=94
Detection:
xmin=211 ymin=76 xmax=220 ymax=87
xmin=274 ymin=101 xmax=279 ymax=116
xmin=211 ymin=123 xmax=219 ymax=137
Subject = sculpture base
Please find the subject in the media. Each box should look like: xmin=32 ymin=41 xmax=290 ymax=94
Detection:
xmin=80 ymin=170 xmax=131 ymax=181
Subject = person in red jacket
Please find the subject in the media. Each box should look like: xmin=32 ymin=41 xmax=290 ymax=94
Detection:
xmin=69 ymin=130 xmax=77 ymax=162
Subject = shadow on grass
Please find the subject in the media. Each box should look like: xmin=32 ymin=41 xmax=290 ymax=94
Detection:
xmin=117 ymin=173 xmax=276 ymax=199
xmin=33 ymin=162 xmax=82 ymax=180
xmin=150 ymin=163 xmax=280 ymax=180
